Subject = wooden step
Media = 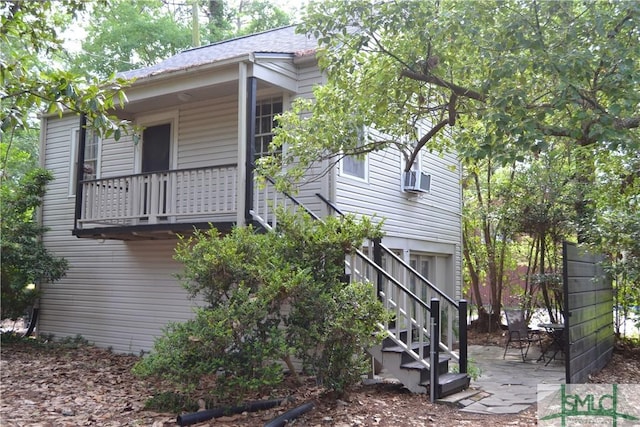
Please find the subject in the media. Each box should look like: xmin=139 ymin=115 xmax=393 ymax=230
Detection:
xmin=420 ymin=373 xmax=471 ymax=398
xmin=382 ymin=343 xmax=430 ymax=361
xmin=400 ymin=354 xmax=450 ymax=373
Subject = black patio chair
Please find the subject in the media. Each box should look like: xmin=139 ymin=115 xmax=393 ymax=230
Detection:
xmin=502 ymin=309 xmax=544 ymax=362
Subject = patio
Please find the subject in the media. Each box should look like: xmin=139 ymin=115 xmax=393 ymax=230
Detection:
xmin=440 ymin=344 xmax=565 ymax=415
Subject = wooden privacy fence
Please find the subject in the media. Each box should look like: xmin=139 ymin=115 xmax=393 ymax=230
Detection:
xmin=563 ymin=241 xmax=614 ymax=383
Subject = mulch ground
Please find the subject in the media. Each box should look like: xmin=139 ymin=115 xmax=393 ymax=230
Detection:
xmin=1 ymin=330 xmax=638 ymax=426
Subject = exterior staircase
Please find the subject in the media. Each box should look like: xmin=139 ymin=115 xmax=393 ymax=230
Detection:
xmin=368 ymin=335 xmax=467 ymax=396
xmin=249 ymin=175 xmax=470 ymax=401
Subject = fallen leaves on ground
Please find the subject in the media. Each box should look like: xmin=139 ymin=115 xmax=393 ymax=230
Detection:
xmin=1 ymin=335 xmax=637 ymax=427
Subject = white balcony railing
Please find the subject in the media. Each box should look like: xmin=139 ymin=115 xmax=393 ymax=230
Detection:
xmin=77 ymin=165 xmax=238 ymax=228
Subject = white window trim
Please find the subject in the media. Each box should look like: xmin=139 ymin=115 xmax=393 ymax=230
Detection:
xmin=340 ymin=154 xmax=369 ymax=182
xmin=339 ymin=127 xmax=369 ymax=182
xmin=133 ymin=110 xmax=179 ymax=174
xmin=254 ymin=96 xmax=284 ymax=158
xmin=68 ymin=128 xmax=101 ymax=197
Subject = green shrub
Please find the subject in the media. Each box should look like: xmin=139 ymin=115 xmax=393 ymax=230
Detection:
xmin=290 ymin=280 xmax=389 ymax=392
xmin=1 ymin=169 xmax=67 ymax=320
xmin=134 ymin=210 xmax=388 ymax=401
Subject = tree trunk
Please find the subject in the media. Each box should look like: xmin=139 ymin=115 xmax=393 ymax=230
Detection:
xmin=469 ymin=311 xmax=502 ymax=332
xmin=538 ymin=230 xmax=557 ymax=323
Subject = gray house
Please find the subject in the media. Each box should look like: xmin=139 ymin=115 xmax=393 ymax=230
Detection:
xmin=38 ymin=26 xmax=468 ymax=396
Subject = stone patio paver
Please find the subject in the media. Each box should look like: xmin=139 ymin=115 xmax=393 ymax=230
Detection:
xmin=458 ymin=344 xmax=565 ymax=415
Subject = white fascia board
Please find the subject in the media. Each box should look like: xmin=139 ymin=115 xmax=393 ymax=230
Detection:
xmin=252 ymin=52 xmax=295 ymax=61
xmin=38 ymin=55 xmax=254 ymax=116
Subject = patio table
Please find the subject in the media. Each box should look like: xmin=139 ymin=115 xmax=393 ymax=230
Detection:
xmin=537 ymin=323 xmax=565 ymax=366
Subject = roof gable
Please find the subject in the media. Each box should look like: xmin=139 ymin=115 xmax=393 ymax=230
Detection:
xmin=121 ymin=26 xmax=317 ymax=81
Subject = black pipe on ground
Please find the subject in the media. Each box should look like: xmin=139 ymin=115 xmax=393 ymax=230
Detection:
xmin=177 ymin=398 xmax=283 ymax=426
xmin=263 ymin=401 xmax=315 ymax=427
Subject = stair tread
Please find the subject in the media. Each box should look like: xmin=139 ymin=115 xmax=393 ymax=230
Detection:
xmin=400 ymin=355 xmax=450 ymax=370
xmin=400 ymin=360 xmax=428 ymax=370
xmin=437 ymin=373 xmax=470 ymax=384
xmin=382 ymin=343 xmax=427 ymax=353
xmin=420 ymin=373 xmax=470 ymax=387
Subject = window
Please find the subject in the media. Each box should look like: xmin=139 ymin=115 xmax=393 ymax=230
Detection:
xmin=69 ymin=128 xmax=101 ymax=196
xmin=254 ymin=97 xmax=283 ymax=159
xmin=341 ymin=127 xmax=368 ymax=180
xmin=343 ymin=154 xmax=367 ymax=179
xmin=410 ymin=255 xmax=431 ymax=282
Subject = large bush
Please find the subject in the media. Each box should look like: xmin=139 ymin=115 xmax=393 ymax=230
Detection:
xmin=134 ymin=211 xmax=388 ymax=401
xmin=1 ymin=169 xmax=67 ymax=320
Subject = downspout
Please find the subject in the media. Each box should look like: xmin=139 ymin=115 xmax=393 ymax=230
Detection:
xmin=245 ymin=76 xmax=257 ymax=225
xmin=73 ymin=114 xmax=87 ymax=233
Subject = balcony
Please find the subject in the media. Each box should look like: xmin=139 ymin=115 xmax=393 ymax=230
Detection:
xmin=74 ymin=164 xmax=238 ymax=239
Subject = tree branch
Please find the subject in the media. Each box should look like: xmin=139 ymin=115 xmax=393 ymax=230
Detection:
xmin=614 ymin=116 xmax=640 ymax=130
xmin=537 ymin=124 xmax=573 ymax=138
xmin=405 ymin=118 xmax=449 ymax=171
xmin=448 ymin=93 xmax=458 ymax=125
xmin=400 ymin=69 xmax=486 ymax=102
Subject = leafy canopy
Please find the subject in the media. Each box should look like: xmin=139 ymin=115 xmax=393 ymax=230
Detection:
xmin=71 ymin=0 xmax=193 ymax=77
xmin=261 ymin=0 xmax=639 ymax=182
xmin=1 ymin=0 xmax=132 ymax=141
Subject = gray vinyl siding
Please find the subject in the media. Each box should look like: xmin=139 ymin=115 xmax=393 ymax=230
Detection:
xmin=287 ymin=61 xmax=328 ymax=217
xmin=38 ymin=240 xmax=195 ymax=352
xmin=101 ymin=133 xmax=134 ymax=176
xmin=178 ymin=96 xmax=239 ymax=168
xmin=39 ymin=114 xmax=198 ymax=354
xmin=335 ymin=143 xmax=463 ymax=299
xmin=336 ymin=148 xmax=461 ymax=242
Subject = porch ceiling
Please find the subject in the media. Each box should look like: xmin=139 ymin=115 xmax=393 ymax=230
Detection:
xmin=114 ymin=81 xmax=237 ymax=117
xmin=113 ymin=66 xmax=291 ymax=119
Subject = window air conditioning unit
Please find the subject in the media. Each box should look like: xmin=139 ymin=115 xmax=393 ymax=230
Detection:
xmin=403 ymin=170 xmax=431 ymax=193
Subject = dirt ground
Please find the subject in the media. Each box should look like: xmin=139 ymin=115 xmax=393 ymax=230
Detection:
xmin=1 ymin=331 xmax=639 ymax=427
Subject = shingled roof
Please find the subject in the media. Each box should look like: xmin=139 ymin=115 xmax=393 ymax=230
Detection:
xmin=121 ymin=25 xmax=317 ymax=81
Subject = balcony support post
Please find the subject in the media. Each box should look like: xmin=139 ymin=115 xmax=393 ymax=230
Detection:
xmin=236 ymin=62 xmax=248 ymax=226
xmin=73 ymin=114 xmax=87 ymax=232
xmin=245 ymin=76 xmax=257 ymax=226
